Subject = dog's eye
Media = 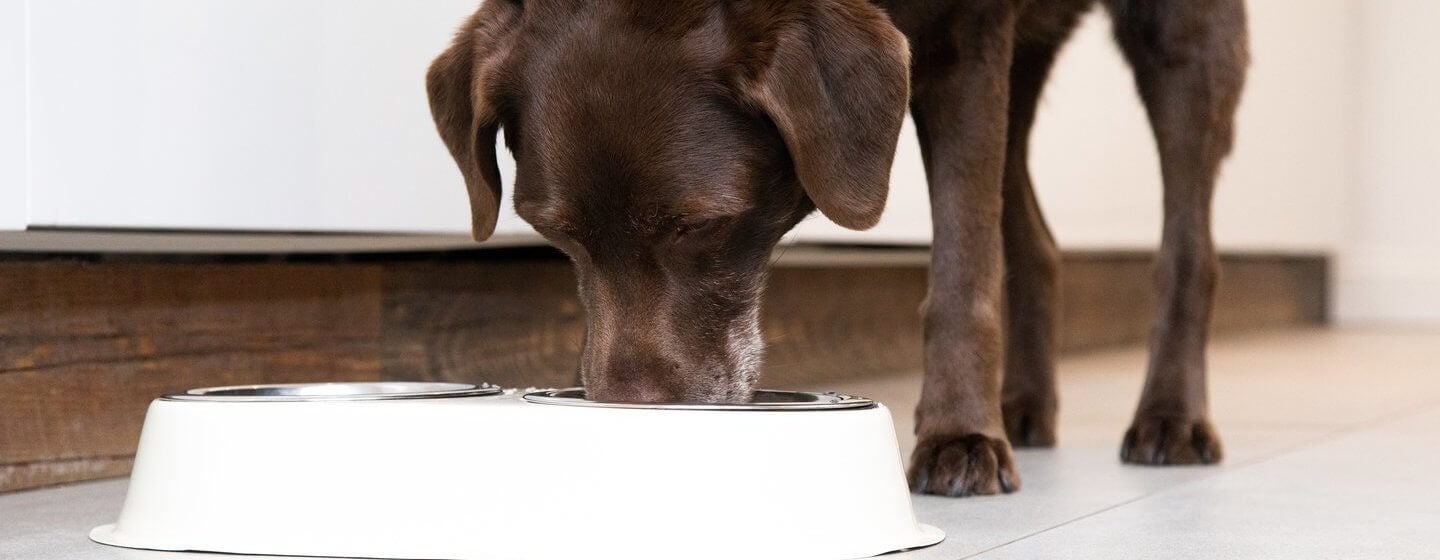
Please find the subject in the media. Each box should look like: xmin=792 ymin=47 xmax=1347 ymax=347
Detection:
xmin=673 ymin=218 xmax=723 ymax=241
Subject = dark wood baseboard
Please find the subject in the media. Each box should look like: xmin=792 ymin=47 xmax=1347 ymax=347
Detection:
xmin=0 ymin=247 xmax=1325 ymax=492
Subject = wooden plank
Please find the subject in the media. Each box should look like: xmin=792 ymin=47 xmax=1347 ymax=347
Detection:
xmin=0 ymin=263 xmax=383 ymax=491
xmin=1213 ymin=255 xmax=1327 ymax=330
xmin=1059 ymin=254 xmax=1159 ymax=350
xmin=380 ymin=262 xmax=932 ymax=389
xmin=761 ymin=266 xmax=927 ymax=386
xmin=382 ymin=260 xmax=586 ymax=389
xmin=1059 ymin=253 xmax=1328 ymax=351
xmin=0 ymin=456 xmax=133 ymax=493
xmin=0 ymin=250 xmax=1326 ymax=493
xmin=376 ymin=253 xmax=1328 ymax=387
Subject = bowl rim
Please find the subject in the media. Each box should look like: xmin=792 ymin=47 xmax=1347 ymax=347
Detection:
xmin=521 ymin=388 xmax=875 ymax=411
xmin=162 ymin=382 xmax=502 ymax=402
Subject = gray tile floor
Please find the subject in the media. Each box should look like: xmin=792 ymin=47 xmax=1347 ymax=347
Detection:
xmin=4 ymin=329 xmax=1439 ymax=559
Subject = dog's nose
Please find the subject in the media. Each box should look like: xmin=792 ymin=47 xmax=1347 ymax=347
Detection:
xmin=587 ymin=352 xmax=683 ymax=403
xmin=613 ymin=379 xmax=674 ymax=404
xmin=587 ymin=376 xmax=678 ymax=403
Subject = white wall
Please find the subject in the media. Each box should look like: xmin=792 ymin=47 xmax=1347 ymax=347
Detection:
xmin=1336 ymin=0 xmax=1440 ymax=326
xmin=0 ymin=1 xmax=1361 ymax=251
xmin=1039 ymin=2 xmax=1357 ymax=252
xmin=0 ymin=0 xmax=26 ymax=230
xmin=795 ymin=2 xmax=1357 ymax=252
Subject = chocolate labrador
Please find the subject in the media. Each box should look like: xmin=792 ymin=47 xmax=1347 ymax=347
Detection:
xmin=427 ymin=0 xmax=1248 ymax=497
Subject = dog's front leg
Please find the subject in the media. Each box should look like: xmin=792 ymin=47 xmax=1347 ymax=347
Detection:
xmin=904 ymin=3 xmax=1021 ymax=497
xmin=1106 ymin=0 xmax=1247 ymax=465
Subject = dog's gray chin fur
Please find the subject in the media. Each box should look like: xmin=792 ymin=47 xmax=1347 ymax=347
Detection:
xmin=719 ymin=305 xmax=764 ymax=402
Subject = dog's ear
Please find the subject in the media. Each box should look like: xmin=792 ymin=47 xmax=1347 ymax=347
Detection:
xmin=746 ymin=0 xmax=910 ymax=230
xmin=426 ymin=1 xmax=520 ymax=242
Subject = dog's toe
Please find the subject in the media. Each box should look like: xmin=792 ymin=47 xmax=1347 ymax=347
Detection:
xmin=908 ymin=433 xmax=1020 ymax=497
xmin=1120 ymin=415 xmax=1224 ymax=465
xmin=1003 ymin=396 xmax=1057 ymax=448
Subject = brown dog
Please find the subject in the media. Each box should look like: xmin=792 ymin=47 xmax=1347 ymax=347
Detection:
xmin=427 ymin=0 xmax=1248 ymax=497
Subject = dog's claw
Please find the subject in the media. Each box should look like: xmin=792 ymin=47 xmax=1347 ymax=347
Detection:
xmin=908 ymin=433 xmax=1021 ymax=497
xmin=998 ymin=469 xmax=1018 ymax=493
xmin=1121 ymin=416 xmax=1224 ymax=465
xmin=910 ymin=473 xmax=930 ymax=494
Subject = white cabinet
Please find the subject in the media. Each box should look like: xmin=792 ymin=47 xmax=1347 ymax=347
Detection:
xmin=0 ymin=0 xmax=926 ymax=248
xmin=14 ymin=0 xmax=526 ymax=237
xmin=0 ymin=0 xmax=925 ymax=248
xmin=1 ymin=0 xmax=25 ymax=231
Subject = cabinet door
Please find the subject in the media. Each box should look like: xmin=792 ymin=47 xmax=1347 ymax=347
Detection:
xmin=0 ymin=0 xmax=24 ymax=231
xmin=22 ymin=0 xmax=932 ymax=243
xmin=26 ymin=0 xmax=538 ymax=236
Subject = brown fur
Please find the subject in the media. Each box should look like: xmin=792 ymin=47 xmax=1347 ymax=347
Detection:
xmin=428 ymin=0 xmax=1249 ymax=496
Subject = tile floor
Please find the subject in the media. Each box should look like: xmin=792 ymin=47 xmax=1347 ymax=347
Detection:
xmin=3 ymin=328 xmax=1438 ymax=559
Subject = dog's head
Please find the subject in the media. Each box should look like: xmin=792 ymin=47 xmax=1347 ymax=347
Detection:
xmin=428 ymin=0 xmax=909 ymax=402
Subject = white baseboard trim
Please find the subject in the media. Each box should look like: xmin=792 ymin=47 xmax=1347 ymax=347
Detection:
xmin=1335 ymin=246 xmax=1440 ymax=326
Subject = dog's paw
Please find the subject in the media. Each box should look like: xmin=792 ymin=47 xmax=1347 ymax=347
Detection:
xmin=908 ymin=433 xmax=1021 ymax=497
xmin=1002 ymin=395 xmax=1057 ymax=448
xmin=1120 ymin=415 xmax=1224 ymax=465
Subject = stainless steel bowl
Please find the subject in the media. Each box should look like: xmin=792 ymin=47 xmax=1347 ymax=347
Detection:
xmin=522 ymin=388 xmax=874 ymax=411
xmin=164 ymin=382 xmax=501 ymax=402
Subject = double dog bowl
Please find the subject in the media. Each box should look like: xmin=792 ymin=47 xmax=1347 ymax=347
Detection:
xmin=92 ymin=382 xmax=943 ymax=560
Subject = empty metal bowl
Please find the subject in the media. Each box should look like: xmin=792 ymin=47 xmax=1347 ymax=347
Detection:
xmin=168 ymin=381 xmax=502 ymax=401
xmin=92 ymin=383 xmax=942 ymax=560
